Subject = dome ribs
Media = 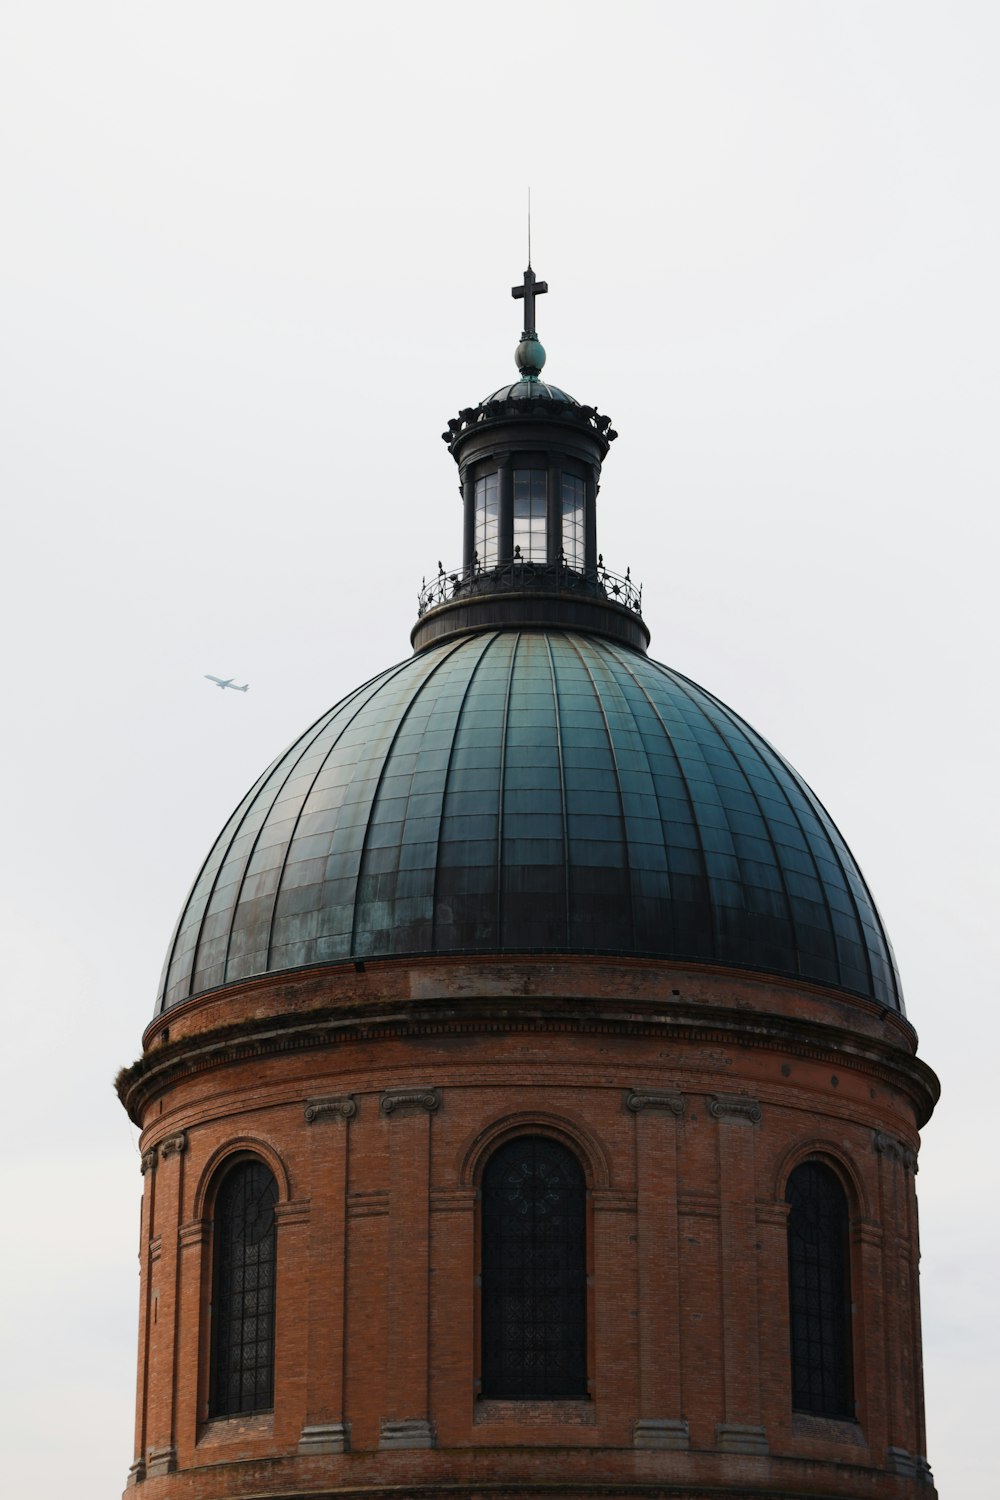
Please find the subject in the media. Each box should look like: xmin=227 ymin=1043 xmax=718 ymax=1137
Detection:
xmin=156 ymin=631 xmax=905 ymax=1014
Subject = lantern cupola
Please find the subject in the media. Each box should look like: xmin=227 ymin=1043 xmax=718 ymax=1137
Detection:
xmin=413 ymin=266 xmax=645 ymax=653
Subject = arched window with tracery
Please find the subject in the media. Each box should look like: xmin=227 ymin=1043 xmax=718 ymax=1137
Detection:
xmin=210 ymin=1158 xmax=278 ymax=1417
xmin=481 ymin=1135 xmax=587 ymax=1399
xmin=786 ymin=1159 xmax=853 ymax=1418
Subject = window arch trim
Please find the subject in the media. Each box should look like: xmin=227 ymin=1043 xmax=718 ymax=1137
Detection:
xmin=772 ymin=1139 xmax=869 ymax=1220
xmin=459 ymin=1110 xmax=610 ymax=1191
xmin=193 ymin=1136 xmax=291 ymax=1221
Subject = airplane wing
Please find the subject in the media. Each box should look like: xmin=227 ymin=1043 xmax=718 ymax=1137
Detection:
xmin=205 ymin=675 xmax=233 ymax=687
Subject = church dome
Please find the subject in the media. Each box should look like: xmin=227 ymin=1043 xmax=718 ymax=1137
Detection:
xmin=157 ymin=628 xmax=900 ymax=1015
xmin=482 ymin=377 xmax=578 ymax=404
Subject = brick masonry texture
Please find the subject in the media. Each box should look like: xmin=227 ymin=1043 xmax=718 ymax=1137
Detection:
xmin=119 ymin=955 xmax=938 ymax=1500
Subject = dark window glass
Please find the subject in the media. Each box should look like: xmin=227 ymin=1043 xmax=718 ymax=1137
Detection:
xmin=786 ymin=1160 xmax=853 ymax=1417
xmin=211 ymin=1160 xmax=278 ymax=1417
xmin=513 ymin=470 xmax=547 ymax=561
xmin=481 ymin=1135 xmax=586 ymax=1398
xmin=475 ymin=473 xmax=499 ymax=568
xmin=561 ymin=474 xmax=585 ymax=568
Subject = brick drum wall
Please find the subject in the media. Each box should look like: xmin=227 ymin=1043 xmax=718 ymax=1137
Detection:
xmin=118 ymin=955 xmax=938 ymax=1500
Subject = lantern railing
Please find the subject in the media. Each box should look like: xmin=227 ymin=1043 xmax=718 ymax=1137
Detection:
xmin=417 ymin=555 xmax=643 ymax=618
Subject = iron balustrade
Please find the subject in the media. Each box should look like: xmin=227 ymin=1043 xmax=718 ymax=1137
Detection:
xmin=417 ymin=555 xmax=643 ymax=618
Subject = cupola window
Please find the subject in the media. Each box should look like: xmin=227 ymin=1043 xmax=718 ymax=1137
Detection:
xmin=561 ymin=474 xmax=585 ymax=569
xmin=210 ymin=1159 xmax=278 ymax=1417
xmin=481 ymin=1134 xmax=587 ymax=1399
xmin=786 ymin=1160 xmax=854 ymax=1418
xmin=512 ymin=469 xmax=548 ymax=561
xmin=474 ymin=472 xmax=499 ymax=569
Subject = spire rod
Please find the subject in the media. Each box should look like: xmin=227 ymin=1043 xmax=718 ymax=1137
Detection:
xmin=513 ymin=196 xmax=547 ymax=379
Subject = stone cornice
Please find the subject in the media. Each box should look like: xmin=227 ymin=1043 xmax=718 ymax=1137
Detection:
xmin=142 ymin=953 xmax=919 ymax=1052
xmin=118 ymin=997 xmax=939 ymax=1129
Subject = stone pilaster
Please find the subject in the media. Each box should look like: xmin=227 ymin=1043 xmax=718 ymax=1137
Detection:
xmin=627 ymin=1088 xmax=688 ymax=1449
xmin=299 ymin=1095 xmax=355 ymax=1455
xmin=144 ymin=1130 xmax=185 ymax=1476
xmin=379 ymin=1086 xmax=439 ymax=1448
xmin=712 ymin=1096 xmax=768 ymax=1455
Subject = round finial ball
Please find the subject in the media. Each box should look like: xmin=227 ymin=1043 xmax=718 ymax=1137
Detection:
xmin=515 ymin=337 xmax=546 ymax=377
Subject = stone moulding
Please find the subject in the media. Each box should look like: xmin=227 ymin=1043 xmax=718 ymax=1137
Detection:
xmin=298 ymin=1420 xmax=350 ymax=1455
xmin=887 ymin=1444 xmax=917 ymax=1477
xmin=304 ymin=1093 xmax=357 ymax=1123
xmin=139 ymin=1148 xmax=157 ymax=1175
xmin=145 ymin=1444 xmax=177 ymax=1477
xmin=709 ymin=1093 xmax=762 ymax=1124
xmin=633 ymin=1416 xmax=690 ymax=1449
xmin=715 ymin=1422 xmax=769 ymax=1454
xmin=625 ymin=1088 xmax=684 ymax=1114
xmin=379 ymin=1085 xmax=440 ymax=1116
xmin=378 ymin=1417 xmax=435 ymax=1449
xmin=178 ymin=1219 xmax=207 ymax=1249
xmin=273 ymin=1199 xmax=310 ymax=1226
xmin=119 ymin=993 xmax=939 ymax=1129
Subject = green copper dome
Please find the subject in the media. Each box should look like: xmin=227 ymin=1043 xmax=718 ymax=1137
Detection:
xmin=481 ymin=377 xmax=577 ymax=404
xmin=157 ymin=630 xmax=901 ymax=1015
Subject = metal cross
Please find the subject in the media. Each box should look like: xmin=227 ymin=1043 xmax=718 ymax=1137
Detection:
xmin=512 ymin=265 xmax=548 ymax=338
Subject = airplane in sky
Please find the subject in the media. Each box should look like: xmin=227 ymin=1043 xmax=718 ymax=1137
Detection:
xmin=205 ymin=675 xmax=249 ymax=692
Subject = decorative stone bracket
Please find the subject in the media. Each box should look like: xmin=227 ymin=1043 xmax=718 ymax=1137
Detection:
xmin=139 ymin=1130 xmax=186 ymax=1174
xmin=709 ymin=1094 xmax=762 ymax=1124
xmin=874 ymin=1130 xmax=918 ymax=1173
xmin=625 ymin=1088 xmax=683 ymax=1115
xmin=380 ymin=1086 xmax=440 ymax=1116
xmin=304 ymin=1094 xmax=357 ymax=1124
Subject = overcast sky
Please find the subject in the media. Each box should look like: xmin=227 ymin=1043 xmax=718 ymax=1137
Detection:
xmin=1 ymin=4 xmax=997 ymax=1496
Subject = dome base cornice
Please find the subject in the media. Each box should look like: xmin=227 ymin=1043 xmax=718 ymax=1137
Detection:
xmin=120 ymin=957 xmax=938 ymax=1130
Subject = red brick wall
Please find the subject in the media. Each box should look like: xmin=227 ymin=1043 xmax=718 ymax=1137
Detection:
xmin=120 ymin=956 xmax=937 ymax=1499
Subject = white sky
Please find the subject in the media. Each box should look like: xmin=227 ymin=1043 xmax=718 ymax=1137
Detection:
xmin=1 ymin=3 xmax=997 ymax=1495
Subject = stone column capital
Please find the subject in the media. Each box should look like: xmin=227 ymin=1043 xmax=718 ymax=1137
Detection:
xmin=304 ymin=1094 xmax=357 ymax=1124
xmin=380 ymin=1086 xmax=440 ymax=1116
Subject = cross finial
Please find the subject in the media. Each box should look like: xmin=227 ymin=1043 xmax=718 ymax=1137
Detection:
xmin=512 ymin=265 xmax=548 ymax=340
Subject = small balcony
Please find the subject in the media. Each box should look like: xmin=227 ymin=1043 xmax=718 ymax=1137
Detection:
xmin=417 ymin=555 xmax=643 ymax=620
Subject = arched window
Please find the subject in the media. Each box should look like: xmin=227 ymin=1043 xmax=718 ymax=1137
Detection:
xmin=786 ymin=1160 xmax=853 ymax=1418
xmin=210 ymin=1159 xmax=278 ymax=1417
xmin=481 ymin=1135 xmax=586 ymax=1399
